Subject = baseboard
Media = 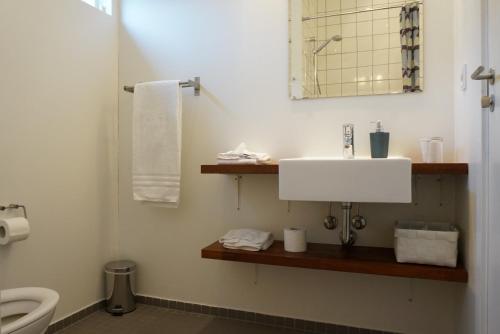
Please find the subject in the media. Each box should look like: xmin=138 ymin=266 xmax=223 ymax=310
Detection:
xmin=46 ymin=294 xmax=397 ymax=334
xmin=136 ymin=294 xmax=395 ymax=334
xmin=46 ymin=300 xmax=105 ymax=334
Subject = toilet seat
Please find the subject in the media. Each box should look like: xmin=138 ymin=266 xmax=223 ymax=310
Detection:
xmin=1 ymin=287 xmax=59 ymax=334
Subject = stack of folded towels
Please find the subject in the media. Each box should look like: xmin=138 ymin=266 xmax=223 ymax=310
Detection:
xmin=219 ymin=229 xmax=274 ymax=251
xmin=217 ymin=143 xmax=271 ymax=165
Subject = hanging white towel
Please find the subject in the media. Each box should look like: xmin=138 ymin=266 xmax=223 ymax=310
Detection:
xmin=132 ymin=80 xmax=182 ymax=208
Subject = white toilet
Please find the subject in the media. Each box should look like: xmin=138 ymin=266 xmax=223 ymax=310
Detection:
xmin=1 ymin=287 xmax=59 ymax=334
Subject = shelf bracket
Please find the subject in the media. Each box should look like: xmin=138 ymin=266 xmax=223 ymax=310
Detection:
xmin=413 ymin=175 xmax=419 ymax=206
xmin=235 ymin=175 xmax=242 ymax=211
xmin=438 ymin=175 xmax=444 ymax=207
xmin=408 ymin=279 xmax=415 ymax=303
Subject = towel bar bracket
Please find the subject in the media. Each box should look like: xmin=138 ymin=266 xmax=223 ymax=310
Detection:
xmin=124 ymin=77 xmax=201 ymax=96
xmin=0 ymin=204 xmax=28 ymax=218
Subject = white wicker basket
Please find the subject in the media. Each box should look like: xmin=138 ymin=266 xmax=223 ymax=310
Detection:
xmin=394 ymin=221 xmax=459 ymax=267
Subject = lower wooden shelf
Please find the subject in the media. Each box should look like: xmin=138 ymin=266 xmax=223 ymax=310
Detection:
xmin=201 ymin=241 xmax=468 ymax=283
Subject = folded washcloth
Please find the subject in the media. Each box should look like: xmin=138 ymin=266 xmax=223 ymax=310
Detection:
xmin=216 ymin=158 xmax=258 ymax=165
xmin=219 ymin=228 xmax=274 ymax=251
xmin=217 ymin=143 xmax=271 ymax=164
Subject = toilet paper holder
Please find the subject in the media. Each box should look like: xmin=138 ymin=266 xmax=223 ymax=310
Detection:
xmin=0 ymin=204 xmax=28 ymax=218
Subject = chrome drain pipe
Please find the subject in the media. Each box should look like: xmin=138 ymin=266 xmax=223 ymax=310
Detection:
xmin=340 ymin=202 xmax=355 ymax=246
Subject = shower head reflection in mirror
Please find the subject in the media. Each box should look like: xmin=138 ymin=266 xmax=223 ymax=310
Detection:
xmin=313 ymin=35 xmax=343 ymax=95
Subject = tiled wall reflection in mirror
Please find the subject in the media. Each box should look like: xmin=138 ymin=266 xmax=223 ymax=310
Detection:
xmin=289 ymin=0 xmax=424 ymax=99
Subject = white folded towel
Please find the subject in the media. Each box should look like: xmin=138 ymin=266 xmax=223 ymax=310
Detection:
xmin=216 ymin=158 xmax=258 ymax=165
xmin=217 ymin=143 xmax=271 ymax=165
xmin=132 ymin=80 xmax=182 ymax=208
xmin=219 ymin=229 xmax=274 ymax=251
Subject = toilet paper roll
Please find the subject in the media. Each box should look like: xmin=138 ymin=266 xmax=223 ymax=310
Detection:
xmin=0 ymin=217 xmax=30 ymax=245
xmin=284 ymin=227 xmax=307 ymax=253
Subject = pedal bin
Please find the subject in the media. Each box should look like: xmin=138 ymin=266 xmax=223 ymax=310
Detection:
xmin=105 ymin=260 xmax=137 ymax=315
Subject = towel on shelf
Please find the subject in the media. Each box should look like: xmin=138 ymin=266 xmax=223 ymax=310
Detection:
xmin=219 ymin=229 xmax=274 ymax=251
xmin=217 ymin=158 xmax=259 ymax=165
xmin=217 ymin=143 xmax=271 ymax=165
xmin=132 ymin=80 xmax=182 ymax=208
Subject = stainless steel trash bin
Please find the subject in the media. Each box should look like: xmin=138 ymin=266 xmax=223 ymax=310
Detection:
xmin=105 ymin=260 xmax=137 ymax=315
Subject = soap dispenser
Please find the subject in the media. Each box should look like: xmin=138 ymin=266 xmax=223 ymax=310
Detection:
xmin=370 ymin=120 xmax=390 ymax=158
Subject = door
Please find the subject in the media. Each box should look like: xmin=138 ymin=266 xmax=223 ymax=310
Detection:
xmin=485 ymin=0 xmax=500 ymax=332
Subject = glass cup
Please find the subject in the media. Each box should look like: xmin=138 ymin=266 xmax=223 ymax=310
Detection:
xmin=429 ymin=137 xmax=444 ymax=163
xmin=420 ymin=137 xmax=443 ymax=163
xmin=419 ymin=138 xmax=431 ymax=163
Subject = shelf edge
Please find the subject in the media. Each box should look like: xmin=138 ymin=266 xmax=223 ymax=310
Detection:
xmin=201 ymin=163 xmax=469 ymax=175
xmin=201 ymin=242 xmax=468 ymax=283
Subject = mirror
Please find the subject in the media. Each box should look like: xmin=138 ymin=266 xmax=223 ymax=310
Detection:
xmin=289 ymin=0 xmax=423 ymax=99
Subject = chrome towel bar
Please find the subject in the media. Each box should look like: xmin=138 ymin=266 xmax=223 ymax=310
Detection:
xmin=124 ymin=77 xmax=201 ymax=96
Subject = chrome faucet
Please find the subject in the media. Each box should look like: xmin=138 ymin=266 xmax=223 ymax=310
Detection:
xmin=343 ymin=123 xmax=354 ymax=159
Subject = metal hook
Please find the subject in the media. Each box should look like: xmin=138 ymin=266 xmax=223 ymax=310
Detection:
xmin=0 ymin=204 xmax=28 ymax=218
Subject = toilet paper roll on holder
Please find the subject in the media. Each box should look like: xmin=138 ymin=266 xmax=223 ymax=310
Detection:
xmin=0 ymin=204 xmax=28 ymax=218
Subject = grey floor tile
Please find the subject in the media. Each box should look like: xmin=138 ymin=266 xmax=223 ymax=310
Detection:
xmin=56 ymin=304 xmax=304 ymax=334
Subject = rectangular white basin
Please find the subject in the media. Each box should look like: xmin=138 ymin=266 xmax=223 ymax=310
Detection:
xmin=279 ymin=157 xmax=412 ymax=203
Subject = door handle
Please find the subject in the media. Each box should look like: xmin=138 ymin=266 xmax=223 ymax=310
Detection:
xmin=472 ymin=66 xmax=496 ymax=112
xmin=471 ymin=66 xmax=495 ymax=84
xmin=482 ymin=95 xmax=495 ymax=110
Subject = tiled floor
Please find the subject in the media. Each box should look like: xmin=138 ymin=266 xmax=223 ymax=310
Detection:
xmin=55 ymin=304 xmax=305 ymax=334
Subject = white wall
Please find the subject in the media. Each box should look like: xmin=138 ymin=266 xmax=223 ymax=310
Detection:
xmin=118 ymin=1 xmax=461 ymax=333
xmin=0 ymin=0 xmax=118 ymax=321
xmin=453 ymin=0 xmax=486 ymax=333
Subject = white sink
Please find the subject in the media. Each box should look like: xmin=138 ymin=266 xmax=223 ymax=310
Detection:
xmin=279 ymin=157 xmax=412 ymax=203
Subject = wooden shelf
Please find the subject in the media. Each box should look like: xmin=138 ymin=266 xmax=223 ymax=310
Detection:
xmin=202 ymin=241 xmax=468 ymax=283
xmin=201 ymin=163 xmax=468 ymax=175
xmin=201 ymin=164 xmax=279 ymax=174
xmin=411 ymin=163 xmax=468 ymax=175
